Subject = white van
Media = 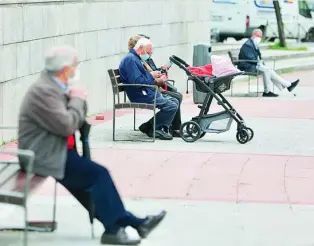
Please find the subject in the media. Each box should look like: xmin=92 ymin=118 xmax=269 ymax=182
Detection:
xmin=296 ymin=0 xmax=314 ymax=41
xmin=210 ymin=0 xmax=249 ymax=42
xmin=211 ymin=0 xmax=314 ymax=42
xmin=247 ymin=0 xmax=314 ymax=42
xmin=245 ymin=0 xmax=278 ymax=41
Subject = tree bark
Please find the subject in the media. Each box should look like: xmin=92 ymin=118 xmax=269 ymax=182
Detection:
xmin=273 ymin=0 xmax=287 ymax=47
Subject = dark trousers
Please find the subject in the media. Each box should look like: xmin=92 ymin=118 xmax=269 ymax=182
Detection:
xmin=162 ymin=90 xmax=182 ymax=130
xmin=145 ymin=90 xmax=182 ymax=131
xmin=57 ymin=150 xmax=142 ymax=231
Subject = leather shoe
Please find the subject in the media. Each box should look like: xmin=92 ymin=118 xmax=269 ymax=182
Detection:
xmin=137 ymin=210 xmax=167 ymax=238
xmin=262 ymin=92 xmax=278 ymax=97
xmin=172 ymin=130 xmax=181 ymax=138
xmin=155 ymin=129 xmax=173 ymax=140
xmin=287 ymin=79 xmax=299 ymax=92
xmin=101 ymin=228 xmax=140 ymax=245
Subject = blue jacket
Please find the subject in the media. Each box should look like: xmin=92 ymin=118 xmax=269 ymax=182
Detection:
xmin=119 ymin=49 xmax=159 ymax=103
xmin=238 ymin=38 xmax=262 ymax=73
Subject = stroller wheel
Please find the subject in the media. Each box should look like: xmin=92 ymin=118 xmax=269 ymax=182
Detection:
xmin=245 ymin=127 xmax=254 ymax=141
xmin=199 ymin=132 xmax=206 ymax=139
xmin=180 ymin=121 xmax=201 ymax=143
xmin=236 ymin=129 xmax=250 ymax=144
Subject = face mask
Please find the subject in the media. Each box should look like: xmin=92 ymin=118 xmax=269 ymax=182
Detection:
xmin=68 ymin=68 xmax=80 ymax=84
xmin=254 ymin=37 xmax=262 ymax=45
xmin=140 ymin=53 xmax=150 ymax=61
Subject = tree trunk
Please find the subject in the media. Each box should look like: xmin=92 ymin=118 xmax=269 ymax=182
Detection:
xmin=273 ymin=0 xmax=287 ymax=47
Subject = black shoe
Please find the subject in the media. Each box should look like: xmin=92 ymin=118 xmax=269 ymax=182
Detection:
xmin=137 ymin=211 xmax=167 ymax=239
xmin=101 ymin=228 xmax=141 ymax=245
xmin=139 ymin=123 xmax=153 ymax=138
xmin=287 ymin=79 xmax=299 ymax=92
xmin=262 ymin=92 xmax=279 ymax=97
xmin=172 ymin=130 xmax=181 ymax=138
xmin=155 ymin=129 xmax=173 ymax=140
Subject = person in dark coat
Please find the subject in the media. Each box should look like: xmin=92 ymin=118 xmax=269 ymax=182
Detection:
xmin=238 ymin=29 xmax=299 ymax=97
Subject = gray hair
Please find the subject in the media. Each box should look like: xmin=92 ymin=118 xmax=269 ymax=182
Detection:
xmin=44 ymin=45 xmax=78 ymax=72
xmin=133 ymin=38 xmax=152 ymax=50
xmin=252 ymin=28 xmax=263 ymax=36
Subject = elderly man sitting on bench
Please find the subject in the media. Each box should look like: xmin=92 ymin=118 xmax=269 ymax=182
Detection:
xmin=238 ymin=28 xmax=299 ymax=97
xmin=119 ymin=37 xmax=179 ymax=140
xmin=18 ymin=45 xmax=166 ymax=245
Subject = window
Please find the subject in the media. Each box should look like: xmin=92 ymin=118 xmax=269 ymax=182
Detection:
xmin=299 ymin=0 xmax=312 ymax=18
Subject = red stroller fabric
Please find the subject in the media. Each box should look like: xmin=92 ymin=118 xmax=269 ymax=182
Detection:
xmin=187 ymin=64 xmax=213 ymax=77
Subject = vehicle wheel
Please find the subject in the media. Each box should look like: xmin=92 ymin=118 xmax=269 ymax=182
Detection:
xmin=245 ymin=127 xmax=254 ymax=141
xmin=217 ymin=34 xmax=226 ymax=43
xmin=236 ymin=129 xmax=249 ymax=144
xmin=199 ymin=132 xmax=206 ymax=139
xmin=306 ymin=28 xmax=314 ymax=42
xmin=180 ymin=121 xmax=201 ymax=143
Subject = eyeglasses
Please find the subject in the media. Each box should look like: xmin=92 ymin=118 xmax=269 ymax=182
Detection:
xmin=138 ymin=34 xmax=150 ymax=39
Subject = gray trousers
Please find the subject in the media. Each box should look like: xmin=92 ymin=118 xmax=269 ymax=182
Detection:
xmin=257 ymin=63 xmax=291 ymax=93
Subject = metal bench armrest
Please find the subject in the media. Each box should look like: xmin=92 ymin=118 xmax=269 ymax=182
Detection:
xmin=0 ymin=149 xmax=35 ymax=198
xmin=235 ymin=59 xmax=259 ymax=64
xmin=116 ymin=84 xmax=158 ymax=104
xmin=165 ymin=79 xmax=175 ymax=85
xmin=0 ymin=149 xmax=35 ymax=172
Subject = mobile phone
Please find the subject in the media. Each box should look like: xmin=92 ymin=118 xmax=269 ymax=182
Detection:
xmin=167 ymin=60 xmax=173 ymax=68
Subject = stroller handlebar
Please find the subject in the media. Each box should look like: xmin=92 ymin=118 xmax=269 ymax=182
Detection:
xmin=169 ymin=55 xmax=192 ymax=76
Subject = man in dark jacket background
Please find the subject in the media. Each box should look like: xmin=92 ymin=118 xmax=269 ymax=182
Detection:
xmin=238 ymin=29 xmax=299 ymax=97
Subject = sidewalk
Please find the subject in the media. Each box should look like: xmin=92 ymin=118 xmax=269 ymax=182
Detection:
xmin=1 ymin=71 xmax=314 ymax=246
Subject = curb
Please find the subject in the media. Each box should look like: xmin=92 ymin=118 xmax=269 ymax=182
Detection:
xmin=212 ymin=47 xmax=314 ymax=62
xmin=275 ymin=64 xmax=314 ymax=74
xmin=212 ymin=44 xmax=268 ymax=55
xmin=231 ymin=63 xmax=314 ymax=85
xmin=264 ymin=51 xmax=314 ymax=61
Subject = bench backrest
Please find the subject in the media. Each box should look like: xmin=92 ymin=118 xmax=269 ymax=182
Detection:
xmin=108 ymin=69 xmax=127 ymax=104
xmin=0 ymin=161 xmax=47 ymax=205
xmin=108 ymin=69 xmax=124 ymax=94
xmin=228 ymin=51 xmax=237 ymax=65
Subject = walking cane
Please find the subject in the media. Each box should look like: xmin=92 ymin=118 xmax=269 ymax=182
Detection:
xmin=79 ymin=120 xmax=95 ymax=239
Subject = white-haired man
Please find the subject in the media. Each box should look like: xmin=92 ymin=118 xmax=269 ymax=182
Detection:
xmin=119 ymin=38 xmax=179 ymax=140
xmin=238 ymin=29 xmax=299 ymax=97
xmin=18 ymin=45 xmax=166 ymax=245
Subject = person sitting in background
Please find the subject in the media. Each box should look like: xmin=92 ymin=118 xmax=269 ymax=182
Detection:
xmin=119 ymin=37 xmax=179 ymax=140
xmin=18 ymin=45 xmax=166 ymax=245
xmin=238 ymin=29 xmax=299 ymax=97
xmin=128 ymin=34 xmax=182 ymax=137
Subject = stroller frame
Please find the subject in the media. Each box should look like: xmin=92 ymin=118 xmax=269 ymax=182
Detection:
xmin=169 ymin=55 xmax=254 ymax=144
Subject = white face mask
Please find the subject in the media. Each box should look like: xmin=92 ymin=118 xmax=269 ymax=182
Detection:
xmin=254 ymin=37 xmax=262 ymax=45
xmin=68 ymin=68 xmax=80 ymax=84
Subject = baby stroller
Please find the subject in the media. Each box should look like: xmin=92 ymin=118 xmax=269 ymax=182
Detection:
xmin=169 ymin=55 xmax=254 ymax=144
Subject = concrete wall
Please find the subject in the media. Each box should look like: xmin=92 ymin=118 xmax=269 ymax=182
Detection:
xmin=0 ymin=0 xmax=211 ymax=142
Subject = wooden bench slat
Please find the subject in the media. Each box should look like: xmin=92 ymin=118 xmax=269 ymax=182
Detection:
xmin=0 ymin=191 xmax=24 ymax=205
xmin=115 ymin=103 xmax=155 ymax=110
